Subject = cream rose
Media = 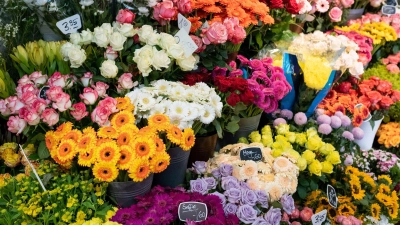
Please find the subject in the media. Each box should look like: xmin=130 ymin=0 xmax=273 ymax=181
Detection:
xmin=101 ymin=23 xmax=113 ymax=35
xmin=109 ymin=31 xmax=127 ymax=51
xmin=167 ymin=44 xmax=185 ymax=60
xmin=159 ymin=32 xmax=176 ymax=49
xmin=93 ymin=27 xmax=109 ymax=48
xmin=60 ymin=42 xmax=75 ymax=60
xmin=114 ymin=22 xmax=136 ymax=37
xmin=80 ymin=29 xmax=93 ymax=45
xmin=137 ymin=25 xmax=154 ymax=43
xmin=68 ymin=48 xmax=87 ymax=68
xmin=146 ymin=33 xmax=161 ymax=46
xmin=70 ymin=33 xmax=82 ymax=45
xmin=137 ymin=57 xmax=152 ymax=76
xmin=152 ymin=49 xmax=170 ymax=70
xmin=100 ymin=59 xmax=118 ymax=78
xmin=176 ymin=55 xmax=196 ymax=71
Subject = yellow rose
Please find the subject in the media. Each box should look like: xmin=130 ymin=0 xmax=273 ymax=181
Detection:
xmin=302 ymin=150 xmax=316 ymax=164
xmin=285 ymin=132 xmax=296 ymax=143
xmin=318 ymin=143 xmax=335 ymax=155
xmin=284 ymin=149 xmax=301 ymax=161
xmin=326 ymin=151 xmax=341 ymax=165
xmin=306 ymin=136 xmax=323 ymax=151
xmin=272 ymin=148 xmax=284 ymax=158
xmin=321 ymin=161 xmax=333 ymax=174
xmin=261 ymin=125 xmax=272 ymax=136
xmin=3 ymin=152 xmax=20 ymax=168
xmin=271 ymin=140 xmax=292 ymax=152
xmin=275 ymin=135 xmax=288 ymax=143
xmin=308 ymin=159 xmax=322 ymax=176
xmin=296 ymin=157 xmax=307 ymax=171
xmin=261 ymin=136 xmax=274 ymax=147
xmin=295 ymin=133 xmax=307 ymax=146
xmin=249 ymin=131 xmax=262 ymax=143
xmin=306 ymin=127 xmax=318 ymax=138
xmin=277 ymin=124 xmax=290 ymax=135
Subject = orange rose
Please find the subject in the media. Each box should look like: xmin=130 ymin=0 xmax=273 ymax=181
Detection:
xmin=358 ymin=84 xmax=371 ymax=95
xmin=361 ymin=80 xmax=377 ymax=89
xmin=379 ymin=96 xmax=394 ymax=110
xmin=377 ymin=80 xmax=393 ymax=94
xmin=391 ymin=90 xmax=400 ymax=102
xmin=358 ymin=96 xmax=372 ymax=109
xmin=367 ymin=91 xmax=383 ymax=104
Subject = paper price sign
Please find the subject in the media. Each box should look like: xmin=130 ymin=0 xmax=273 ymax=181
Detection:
xmin=174 ymin=29 xmax=198 ymax=58
xmin=312 ymin=209 xmax=327 ymax=225
xmin=178 ymin=202 xmax=208 ymax=222
xmin=56 ymin=14 xmax=82 ymax=34
xmin=201 ymin=21 xmax=210 ymax=29
xmin=178 ymin=13 xmax=191 ymax=34
xmin=327 ymin=184 xmax=338 ymax=208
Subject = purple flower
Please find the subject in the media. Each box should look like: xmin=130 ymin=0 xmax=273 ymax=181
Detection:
xmin=211 ymin=168 xmax=221 ymax=178
xmin=143 ymin=212 xmax=159 ymax=225
xmin=317 ymin=114 xmax=331 ymax=125
xmin=352 ymin=127 xmax=364 ymax=140
xmin=318 ymin=124 xmax=332 ymax=135
xmin=154 ymin=194 xmax=173 ymax=211
xmin=192 ymin=161 xmax=207 ymax=174
xmin=342 ymin=131 xmax=354 ymax=141
xmin=294 ymin=112 xmax=307 ymax=125
xmin=226 ymin=214 xmax=240 ymax=225
xmin=224 ymin=188 xmax=241 ymax=203
xmin=240 ymin=189 xmax=257 ymax=206
xmin=159 ymin=213 xmax=174 ymax=225
xmin=335 ymin=111 xmax=344 ymax=117
xmin=219 ymin=164 xmax=233 ymax=177
xmin=204 ymin=177 xmax=217 ymax=190
xmin=264 ymin=206 xmax=282 ymax=225
xmin=221 ymin=176 xmax=240 ymax=190
xmin=190 ymin=178 xmax=208 ymax=195
xmin=330 ymin=115 xmax=342 ymax=128
xmin=315 ymin=108 xmax=325 ymax=116
xmin=212 ymin=66 xmax=228 ymax=77
xmin=341 ymin=116 xmax=351 ymax=127
xmin=236 ymin=204 xmax=258 ymax=224
xmin=280 ymin=109 xmax=293 ymax=120
xmin=111 ymin=207 xmax=132 ymax=223
xmin=254 ymin=190 xmax=269 ymax=208
xmin=185 ymin=219 xmax=196 ymax=225
xmin=280 ymin=194 xmax=295 ymax=214
xmin=273 ymin=118 xmax=287 ymax=127
xmin=271 ymin=109 xmax=281 ymax=118
xmin=239 ymin=181 xmax=250 ymax=190
xmin=272 ymin=80 xmax=288 ymax=100
xmin=210 ymin=192 xmax=226 ymax=206
xmin=252 ymin=217 xmax=269 ymax=225
xmin=344 ymin=155 xmax=353 ymax=166
xmin=224 ymin=202 xmax=239 ymax=215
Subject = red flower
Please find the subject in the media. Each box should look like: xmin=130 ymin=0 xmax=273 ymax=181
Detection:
xmin=266 ymin=0 xmax=284 ymax=9
xmin=361 ymin=79 xmax=377 ymax=89
xmin=214 ymin=76 xmax=231 ymax=93
xmin=325 ymin=90 xmax=337 ymax=100
xmin=240 ymin=89 xmax=255 ymax=105
xmin=358 ymin=95 xmax=372 ymax=109
xmin=335 ymin=81 xmax=352 ymax=93
xmin=232 ymin=78 xmax=249 ymax=92
xmin=367 ymin=91 xmax=383 ymax=105
xmin=358 ymin=84 xmax=371 ymax=95
xmin=391 ymin=90 xmax=400 ymax=102
xmin=380 ymin=96 xmax=394 ymax=110
xmin=226 ymin=92 xmax=241 ymax=106
xmin=376 ymin=80 xmax=393 ymax=94
xmin=285 ymin=0 xmax=300 ymax=14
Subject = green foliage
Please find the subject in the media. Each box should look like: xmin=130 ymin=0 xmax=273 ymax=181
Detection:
xmin=363 ymin=63 xmax=400 ymax=91
xmin=388 ymin=101 xmax=400 ymax=122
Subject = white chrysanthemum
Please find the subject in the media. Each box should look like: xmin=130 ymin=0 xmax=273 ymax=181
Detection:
xmin=209 ymin=94 xmax=222 ymax=117
xmin=178 ymin=120 xmax=192 ymax=130
xmin=274 ymin=173 xmax=297 ymax=194
xmin=194 ymin=82 xmax=211 ymax=95
xmin=199 ymin=105 xmax=215 ymax=124
xmin=168 ymin=113 xmax=182 ymax=127
xmin=137 ymin=92 xmax=157 ymax=111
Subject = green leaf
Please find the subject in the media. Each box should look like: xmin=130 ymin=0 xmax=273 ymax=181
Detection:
xmin=359 ymin=197 xmax=369 ymax=206
xmin=38 ymin=141 xmax=50 ymax=159
xmin=82 ymin=201 xmax=96 ymax=210
xmin=0 ymin=198 xmax=7 ymax=205
xmin=213 ymin=120 xmax=223 ymax=138
xmin=393 ymin=45 xmax=400 ymax=54
xmin=256 ymin=32 xmax=263 ymax=49
xmin=124 ymin=38 xmax=134 ymax=50
xmin=310 ymin=179 xmax=318 ymax=190
xmin=299 ymin=179 xmax=309 ymax=187
xmin=22 ymin=126 xmax=30 ymax=136
xmin=297 ymin=185 xmax=307 ymax=199
xmin=231 ymin=116 xmax=241 ymax=123
xmin=226 ymin=121 xmax=240 ymax=134
xmin=92 ymin=75 xmax=108 ymax=82
xmin=233 ymin=102 xmax=247 ymax=115
xmin=202 ymin=59 xmax=213 ymax=68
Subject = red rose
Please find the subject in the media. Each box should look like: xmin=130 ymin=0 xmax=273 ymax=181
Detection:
xmin=226 ymin=92 xmax=241 ymax=106
xmin=336 ymin=82 xmax=352 ymax=93
xmin=240 ymin=89 xmax=255 ymax=105
xmin=216 ymin=77 xmax=231 ymax=93
xmin=379 ymin=96 xmax=394 ymax=109
xmin=232 ymin=78 xmax=248 ymax=92
xmin=266 ymin=0 xmax=284 ymax=9
xmin=367 ymin=91 xmax=383 ymax=105
xmin=377 ymin=80 xmax=393 ymax=94
xmin=285 ymin=0 xmax=300 ymax=14
xmin=358 ymin=84 xmax=371 ymax=95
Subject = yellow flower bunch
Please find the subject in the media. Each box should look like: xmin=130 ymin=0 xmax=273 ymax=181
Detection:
xmin=377 ymin=122 xmax=400 ymax=148
xmin=335 ymin=22 xmax=397 ymax=45
xmin=299 ymin=54 xmax=332 ymax=90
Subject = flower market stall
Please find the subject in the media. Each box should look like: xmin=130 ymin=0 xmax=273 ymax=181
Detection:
xmin=0 ymin=0 xmax=400 ymax=224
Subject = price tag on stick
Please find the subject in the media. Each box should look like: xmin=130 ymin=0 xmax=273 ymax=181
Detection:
xmin=178 ymin=13 xmax=191 ymax=33
xmin=56 ymin=14 xmax=82 ymax=34
xmin=178 ymin=202 xmax=208 ymax=222
xmin=38 ymin=86 xmax=50 ymax=100
xmin=174 ymin=29 xmax=198 ymax=58
xmin=240 ymin=147 xmax=263 ymax=162
xmin=327 ymin=184 xmax=338 ymax=208
xmin=19 ymin=144 xmax=47 ymax=192
xmin=312 ymin=209 xmax=327 ymax=225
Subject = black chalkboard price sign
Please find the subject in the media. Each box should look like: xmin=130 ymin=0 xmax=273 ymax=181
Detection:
xmin=327 ymin=185 xmax=338 ymax=208
xmin=382 ymin=5 xmax=397 ymax=15
xmin=240 ymin=147 xmax=263 ymax=162
xmin=178 ymin=202 xmax=208 ymax=222
xmin=38 ymin=86 xmax=50 ymax=100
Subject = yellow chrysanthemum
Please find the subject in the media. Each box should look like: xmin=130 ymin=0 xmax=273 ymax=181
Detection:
xmin=83 ymin=127 xmax=96 ymax=135
xmin=150 ymin=152 xmax=170 ymax=173
xmin=95 ymin=141 xmax=120 ymax=164
xmin=166 ymin=125 xmax=183 ymax=145
xmin=378 ymin=175 xmax=392 ymax=185
xmin=116 ymin=131 xmax=133 ymax=146
xmin=118 ymin=145 xmax=135 ymax=170
xmin=148 ymin=114 xmax=171 ymax=131
xmin=111 ymin=110 xmax=135 ymax=128
xmin=45 ymin=131 xmax=60 ymax=151
xmin=338 ymin=204 xmax=355 ymax=216
xmin=116 ymin=97 xmax=134 ymax=111
xmin=55 ymin=139 xmax=77 ymax=163
xmin=370 ymin=203 xmax=381 ymax=220
xmin=55 ymin=122 xmax=73 ymax=137
xmin=180 ymin=128 xmax=195 ymax=151
xmin=78 ymin=148 xmax=96 ymax=167
xmin=128 ymin=159 xmax=151 ymax=182
xmin=92 ymin=162 xmax=118 ymax=182
xmin=63 ymin=129 xmax=82 ymax=143
xmin=97 ymin=126 xmax=119 ymax=139
xmin=130 ymin=137 xmax=156 ymax=159
xmin=153 ymin=137 xmax=166 ymax=152
xmin=77 ymin=133 xmax=97 ymax=153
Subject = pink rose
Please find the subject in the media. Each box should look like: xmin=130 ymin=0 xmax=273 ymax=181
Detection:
xmin=80 ymin=87 xmax=99 ymax=105
xmin=19 ymin=107 xmax=40 ymax=126
xmin=31 ymin=98 xmax=47 ymax=113
xmin=48 ymin=72 xmax=67 ymax=88
xmin=21 ymin=91 xmax=38 ymax=105
xmin=0 ymin=99 xmax=10 ymax=116
xmin=52 ymin=93 xmax=72 ymax=112
xmin=340 ymin=0 xmax=354 ymax=8
xmin=116 ymin=9 xmax=136 ymax=24
xmin=153 ymin=0 xmax=177 ymax=25
xmin=341 ymin=219 xmax=353 ymax=225
xmin=336 ymin=216 xmax=346 ymax=223
xmin=202 ymin=22 xmax=228 ymax=45
xmin=177 ymin=0 xmax=192 ymax=14
xmin=46 ymin=86 xmax=64 ymax=101
xmin=70 ymin=102 xmax=89 ymax=121
xmin=282 ymin=212 xmax=290 ymax=222
xmin=16 ymin=83 xmax=37 ymax=98
xmin=230 ymin=26 xmax=246 ymax=44
xmin=223 ymin=17 xmax=240 ymax=35
xmin=6 ymin=96 xmax=25 ymax=114
xmin=299 ymin=207 xmax=313 ymax=222
xmin=98 ymin=97 xmax=119 ymax=113
xmin=18 ymin=75 xmax=33 ymax=86
xmin=81 ymin=72 xmax=93 ymax=87
xmin=104 ymin=46 xmax=118 ymax=60
xmin=291 ymin=222 xmax=301 ymax=225
xmin=65 ymin=75 xmax=76 ymax=89
xmin=190 ymin=35 xmax=206 ymax=53
xmin=7 ymin=116 xmax=27 ymax=134
xmin=386 ymin=64 xmax=400 ymax=74
xmin=41 ymin=108 xmax=59 ymax=126
xmin=329 ymin=7 xmax=342 ymax=22
xmin=370 ymin=0 xmax=382 ymax=7
xmin=118 ymin=73 xmax=136 ymax=89
xmin=348 ymin=216 xmax=361 ymax=225
xmin=290 ymin=209 xmax=300 ymax=219
xmin=381 ymin=58 xmax=390 ymax=65
xmin=91 ymin=106 xmax=111 ymax=126
xmin=29 ymin=71 xmax=48 ymax=86
xmin=91 ymin=82 xmax=109 ymax=98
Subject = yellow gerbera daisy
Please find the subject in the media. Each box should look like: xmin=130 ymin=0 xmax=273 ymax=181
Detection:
xmin=83 ymin=127 xmax=96 ymax=135
xmin=111 ymin=110 xmax=135 ymax=128
xmin=128 ymin=159 xmax=151 ymax=182
xmin=92 ymin=162 xmax=119 ymax=182
xmin=78 ymin=148 xmax=96 ymax=167
xmin=56 ymin=139 xmax=77 ymax=163
xmin=148 ymin=114 xmax=170 ymax=131
xmin=118 ymin=145 xmax=135 ymax=170
xmin=63 ymin=129 xmax=82 ymax=143
xmin=370 ymin=203 xmax=381 ymax=220
xmin=55 ymin=122 xmax=73 ymax=138
xmin=136 ymin=126 xmax=157 ymax=137
xmin=180 ymin=128 xmax=195 ymax=151
xmin=116 ymin=131 xmax=133 ymax=146
xmin=116 ymin=97 xmax=134 ymax=111
xmin=130 ymin=137 xmax=156 ymax=159
xmin=378 ymin=175 xmax=392 ymax=185
xmin=121 ymin=124 xmax=139 ymax=136
xmin=150 ymin=152 xmax=170 ymax=173
xmin=166 ymin=125 xmax=183 ymax=145
xmin=97 ymin=126 xmax=119 ymax=139
xmin=97 ymin=138 xmax=113 ymax=146
xmin=153 ymin=137 xmax=166 ymax=152
xmin=45 ymin=131 xmax=60 ymax=152
xmin=95 ymin=141 xmax=120 ymax=164
xmin=77 ymin=133 xmax=97 ymax=153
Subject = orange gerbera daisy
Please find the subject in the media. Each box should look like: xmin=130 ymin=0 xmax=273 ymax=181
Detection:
xmin=359 ymin=104 xmax=370 ymax=119
xmin=352 ymin=114 xmax=363 ymax=127
xmin=180 ymin=128 xmax=196 ymax=151
xmin=148 ymin=114 xmax=171 ymax=131
xmin=150 ymin=152 xmax=170 ymax=173
xmin=96 ymin=141 xmax=120 ymax=164
xmin=333 ymin=103 xmax=346 ymax=115
xmin=45 ymin=131 xmax=59 ymax=151
xmin=121 ymin=124 xmax=139 ymax=135
xmin=93 ymin=162 xmax=118 ymax=182
xmin=111 ymin=110 xmax=135 ymax=128
xmin=116 ymin=97 xmax=134 ymax=111
xmin=203 ymin=5 xmax=222 ymax=13
xmin=154 ymin=137 xmax=166 ymax=152
xmin=116 ymin=131 xmax=133 ymax=146
xmin=131 ymin=138 xmax=156 ymax=159
xmin=98 ymin=126 xmax=118 ymax=139
xmin=97 ymin=138 xmax=113 ymax=146
xmin=137 ymin=126 xmax=157 ymax=137
xmin=325 ymin=90 xmax=337 ymax=101
xmin=166 ymin=125 xmax=183 ymax=145
xmin=78 ymin=148 xmax=96 ymax=167
xmin=83 ymin=126 xmax=96 ymax=135
xmin=118 ymin=145 xmax=134 ymax=170
xmin=63 ymin=129 xmax=82 ymax=143
xmin=56 ymin=139 xmax=77 ymax=163
xmin=188 ymin=17 xmax=203 ymax=33
xmin=54 ymin=122 xmax=73 ymax=137
xmin=77 ymin=133 xmax=97 ymax=152
xmin=226 ymin=6 xmax=246 ymax=22
xmin=128 ymin=159 xmax=151 ymax=182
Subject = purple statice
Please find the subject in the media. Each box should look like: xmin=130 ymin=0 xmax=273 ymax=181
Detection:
xmin=252 ymin=217 xmax=269 ymax=225
xmin=254 ymin=190 xmax=269 ymax=209
xmin=236 ymin=204 xmax=258 ymax=224
xmin=224 ymin=203 xmax=239 ymax=215
xmin=221 ymin=176 xmax=240 ymax=190
xmin=224 ymin=188 xmax=242 ymax=203
xmin=280 ymin=109 xmax=293 ymax=120
xmin=318 ymin=124 xmax=332 ymax=135
xmin=342 ymin=131 xmax=355 ymax=141
xmin=280 ymin=194 xmax=295 ymax=214
xmin=344 ymin=155 xmax=354 ymax=166
xmin=351 ymin=127 xmax=365 ymax=140
xmin=211 ymin=168 xmax=221 ymax=178
xmin=264 ymin=206 xmax=282 ymax=225
xmin=273 ymin=118 xmax=287 ymax=127
xmin=192 ymin=161 xmax=207 ymax=174
xmin=317 ymin=114 xmax=331 ymax=125
xmin=240 ymin=189 xmax=257 ymax=206
xmin=210 ymin=192 xmax=226 ymax=206
xmin=204 ymin=177 xmax=218 ymax=190
xmin=330 ymin=115 xmax=342 ymax=128
xmin=190 ymin=178 xmax=209 ymax=194
xmin=294 ymin=112 xmax=307 ymax=125
xmin=219 ymin=164 xmax=233 ymax=177
xmin=341 ymin=116 xmax=352 ymax=127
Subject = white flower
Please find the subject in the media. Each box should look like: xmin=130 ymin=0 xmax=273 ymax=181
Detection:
xmin=101 ymin=23 xmax=113 ymax=35
xmin=150 ymin=103 xmax=167 ymax=115
xmin=60 ymin=42 xmax=76 ymax=60
xmin=167 ymin=44 xmax=185 ymax=60
xmin=137 ymin=92 xmax=157 ymax=110
xmin=70 ymin=33 xmax=82 ymax=45
xmin=34 ymin=0 xmax=47 ymax=6
xmin=100 ymin=59 xmax=118 ymax=78
xmin=176 ymin=55 xmax=196 ymax=71
xmin=113 ymin=22 xmax=136 ymax=37
xmin=199 ymin=105 xmax=215 ymax=124
xmin=168 ymin=113 xmax=183 ymax=127
xmin=349 ymin=61 xmax=364 ymax=77
xmin=168 ymin=85 xmax=186 ymax=100
xmin=133 ymin=45 xmax=154 ymax=76
xmin=80 ymin=29 xmax=93 ymax=45
xmin=109 ymin=31 xmax=127 ymax=51
xmin=48 ymin=2 xmax=58 ymax=12
xmin=152 ymin=49 xmax=170 ymax=70
xmin=137 ymin=25 xmax=154 ymax=43
xmin=79 ymin=0 xmax=94 ymax=6
xmin=93 ymin=27 xmax=109 ymax=48
xmin=159 ymin=33 xmax=177 ymax=49
xmin=209 ymin=94 xmax=222 ymax=117
xmin=68 ymin=48 xmax=86 ymax=68
xmin=146 ymin=32 xmax=161 ymax=46
xmin=152 ymin=79 xmax=171 ymax=93
xmin=185 ymin=103 xmax=200 ymax=121
xmin=147 ymin=0 xmax=158 ymax=7
xmin=138 ymin=7 xmax=150 ymax=16
xmin=168 ymin=101 xmax=189 ymax=119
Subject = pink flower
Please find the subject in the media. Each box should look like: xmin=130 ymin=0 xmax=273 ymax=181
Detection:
xmin=48 ymin=72 xmax=68 ymax=88
xmin=291 ymin=222 xmax=301 ymax=225
xmin=46 ymin=86 xmax=64 ymax=101
xmin=153 ymin=0 xmax=177 ymax=25
xmin=6 ymin=96 xmax=25 ymax=114
xmin=282 ymin=212 xmax=290 ymax=222
xmin=29 ymin=71 xmax=48 ymax=86
xmin=249 ymin=59 xmax=265 ymax=71
xmin=386 ymin=64 xmax=400 ymax=74
xmin=19 ymin=107 xmax=40 ymax=126
xmin=341 ymin=218 xmax=353 ymax=225
xmin=81 ymin=72 xmax=93 ymax=87
xmin=70 ymin=102 xmax=89 ymax=121
xmin=290 ymin=208 xmax=300 ymax=219
xmin=116 ymin=9 xmax=136 ymax=24
xmin=52 ymin=93 xmax=72 ymax=112
xmin=329 ymin=7 xmax=342 ymax=22
xmin=98 ymin=97 xmax=118 ymax=113
xmin=370 ymin=0 xmax=383 ymax=7
xmin=358 ymin=51 xmax=371 ymax=66
xmin=237 ymin=55 xmax=250 ymax=65
xmin=177 ymin=0 xmax=192 ymax=14
xmin=0 ymin=99 xmax=10 ymax=116
xmin=190 ymin=35 xmax=206 ymax=53
xmin=348 ymin=216 xmax=362 ymax=225
xmin=230 ymin=26 xmax=246 ymax=44
xmin=7 ymin=116 xmax=27 ymax=134
xmin=16 ymin=83 xmax=37 ymax=98
xmin=41 ymin=108 xmax=59 ymax=126
xmin=92 ymin=82 xmax=109 ymax=98
xmin=316 ymin=0 xmax=330 ymax=12
xmin=18 ymin=75 xmax=33 ymax=86
xmin=118 ymin=73 xmax=137 ymax=89
xmin=21 ymin=91 xmax=38 ymax=105
xmin=104 ymin=46 xmax=118 ymax=60
xmin=202 ymin=22 xmax=228 ymax=45
xmin=299 ymin=207 xmax=313 ymax=222
xmin=336 ymin=216 xmax=346 ymax=223
xmin=91 ymin=106 xmax=111 ymax=126
xmin=80 ymin=87 xmax=99 ymax=105
xmin=223 ymin=17 xmax=240 ymax=37
xmin=340 ymin=0 xmax=354 ymax=8
xmin=31 ymin=98 xmax=47 ymax=113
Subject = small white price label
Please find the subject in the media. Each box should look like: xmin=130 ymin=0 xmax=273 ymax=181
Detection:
xmin=174 ymin=29 xmax=198 ymax=58
xmin=201 ymin=21 xmax=210 ymax=29
xmin=178 ymin=13 xmax=191 ymax=34
xmin=56 ymin=14 xmax=82 ymax=34
xmin=311 ymin=209 xmax=327 ymax=225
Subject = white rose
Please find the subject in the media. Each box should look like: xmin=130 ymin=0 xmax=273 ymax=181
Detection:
xmin=193 ymin=54 xmax=200 ymax=70
xmin=152 ymin=49 xmax=171 ymax=70
xmin=138 ymin=7 xmax=150 ymax=16
xmin=60 ymin=42 xmax=75 ymax=60
xmin=134 ymin=45 xmax=154 ymax=59
xmin=100 ymin=59 xmax=119 ymax=78
xmin=101 ymin=23 xmax=113 ymax=35
xmin=137 ymin=57 xmax=153 ymax=76
xmin=70 ymin=33 xmax=82 ymax=45
xmin=109 ymin=32 xmax=127 ymax=51
xmin=137 ymin=25 xmax=154 ymax=43
xmin=159 ymin=32 xmax=176 ymax=49
xmin=79 ymin=0 xmax=94 ymax=6
xmin=68 ymin=48 xmax=86 ymax=68
xmin=80 ymin=29 xmax=93 ymax=45
xmin=93 ymin=27 xmax=109 ymax=48
xmin=146 ymin=33 xmax=161 ymax=46
xmin=147 ymin=0 xmax=158 ymax=7
xmin=176 ymin=55 xmax=196 ymax=71
xmin=167 ymin=44 xmax=185 ymax=60
xmin=114 ymin=22 xmax=136 ymax=37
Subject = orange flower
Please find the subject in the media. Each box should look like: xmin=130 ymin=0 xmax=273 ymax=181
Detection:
xmin=325 ymin=90 xmax=337 ymax=101
xmin=380 ymin=96 xmax=394 ymax=110
xmin=188 ymin=17 xmax=203 ymax=33
xmin=352 ymin=114 xmax=363 ymax=127
xmin=367 ymin=91 xmax=383 ymax=105
xmin=338 ymin=95 xmax=352 ymax=106
xmin=203 ymin=5 xmax=222 ymax=13
xmin=359 ymin=104 xmax=370 ymax=119
xmin=358 ymin=96 xmax=372 ymax=109
xmin=333 ymin=103 xmax=346 ymax=115
xmin=226 ymin=6 xmax=246 ymax=22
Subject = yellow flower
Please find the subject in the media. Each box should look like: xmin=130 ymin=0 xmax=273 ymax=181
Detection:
xmin=116 ymin=97 xmax=134 ymax=111
xmin=76 ymin=211 xmax=86 ymax=221
xmin=93 ymin=162 xmax=119 ymax=182
xmin=377 ymin=175 xmax=392 ymax=185
xmin=302 ymin=150 xmax=316 ymax=164
xmin=296 ymin=157 xmax=307 ymax=171
xmin=150 ymin=151 xmax=171 ymax=173
xmin=271 ymin=148 xmax=284 ymax=158
xmin=128 ymin=159 xmax=151 ymax=182
xmin=249 ymin=131 xmax=262 ymax=143
xmin=306 ymin=136 xmax=323 ymax=151
xmin=275 ymin=135 xmax=288 ymax=143
xmin=64 ymin=129 xmax=83 ymax=143
xmin=345 ymin=166 xmax=360 ymax=176
xmin=55 ymin=122 xmax=73 ymax=138
xmin=111 ymin=110 xmax=135 ymax=128
xmin=285 ymin=132 xmax=296 ymax=143
xmin=295 ymin=133 xmax=307 ymax=146
xmin=103 ymin=222 xmax=121 ymax=225
xmin=77 ymin=132 xmax=97 ymax=153
xmin=321 ymin=161 xmax=333 ymax=174
xmin=261 ymin=125 xmax=272 ymax=136
xmin=105 ymin=208 xmax=118 ymax=220
xmin=370 ymin=203 xmax=381 ymax=220
xmin=78 ymin=148 xmax=96 ymax=167
xmin=45 ymin=131 xmax=60 ymax=151
xmin=67 ymin=196 xmax=78 ymax=208
xmin=326 ymin=151 xmax=341 ymax=165
xmin=56 ymin=139 xmax=77 ymax=163
xmin=318 ymin=143 xmax=335 ymax=155
xmin=116 ymin=131 xmax=133 ymax=146
xmin=3 ymin=151 xmax=20 ymax=168
xmin=96 ymin=141 xmax=120 ymax=164
xmin=338 ymin=204 xmax=355 ymax=216
xmin=378 ymin=184 xmax=391 ymax=194
xmin=83 ymin=127 xmax=96 ymax=135
xmin=261 ymin=135 xmax=274 ymax=147
xmin=82 ymin=218 xmax=104 ymax=225
xmin=180 ymin=128 xmax=195 ymax=151
xmin=130 ymin=137 xmax=156 ymax=160
xmin=166 ymin=125 xmax=183 ymax=145
xmin=308 ymin=159 xmax=322 ymax=176
xmin=276 ymin=123 xmax=290 ymax=135
xmin=98 ymin=126 xmax=119 ymax=139
xmin=283 ymin=149 xmax=300 ymax=161
xmin=301 ymin=55 xmax=332 ymax=90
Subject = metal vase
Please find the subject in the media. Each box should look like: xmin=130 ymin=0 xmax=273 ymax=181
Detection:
xmin=187 ymin=133 xmax=218 ymax=167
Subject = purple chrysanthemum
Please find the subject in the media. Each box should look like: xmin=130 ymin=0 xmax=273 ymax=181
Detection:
xmin=330 ymin=115 xmax=342 ymax=128
xmin=341 ymin=116 xmax=351 ymax=127
xmin=351 ymin=127 xmax=365 ymax=140
xmin=294 ymin=112 xmax=307 ymax=125
xmin=317 ymin=114 xmax=331 ymax=125
xmin=280 ymin=109 xmax=293 ymax=120
xmin=273 ymin=118 xmax=287 ymax=127
xmin=271 ymin=109 xmax=281 ymax=118
xmin=143 ymin=212 xmax=159 ymax=225
xmin=154 ymin=194 xmax=173 ymax=210
xmin=318 ymin=124 xmax=332 ymax=135
xmin=314 ymin=108 xmax=325 ymax=116
xmin=342 ymin=131 xmax=354 ymax=141
xmin=334 ymin=111 xmax=344 ymax=117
